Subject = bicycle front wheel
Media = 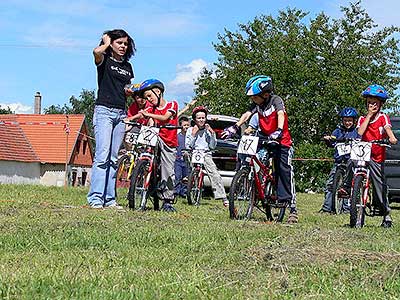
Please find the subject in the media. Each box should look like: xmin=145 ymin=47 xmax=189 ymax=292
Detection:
xmin=128 ymin=159 xmax=149 ymax=210
xmin=264 ymin=181 xmax=286 ymax=222
xmin=187 ymin=168 xmax=202 ymax=206
xmin=228 ymin=167 xmax=255 ymax=220
xmin=350 ymin=175 xmax=366 ymax=228
xmin=332 ymin=167 xmax=346 ymax=214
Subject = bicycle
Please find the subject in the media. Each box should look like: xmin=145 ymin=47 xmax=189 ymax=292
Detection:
xmin=186 ymin=149 xmax=208 ymax=206
xmin=348 ymin=139 xmax=390 ymax=228
xmin=127 ymin=123 xmax=181 ymax=210
xmin=229 ymin=134 xmax=287 ymax=222
xmin=115 ymin=121 xmax=142 ymax=204
xmin=323 ymin=136 xmax=353 ymax=214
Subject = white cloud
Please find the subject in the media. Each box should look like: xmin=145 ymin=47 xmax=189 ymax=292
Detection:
xmin=0 ymin=102 xmax=32 ymax=114
xmin=167 ymin=59 xmax=209 ymax=97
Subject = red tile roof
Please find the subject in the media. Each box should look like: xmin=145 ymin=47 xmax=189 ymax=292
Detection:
xmin=0 ymin=114 xmax=88 ymax=164
xmin=0 ymin=120 xmax=39 ymax=162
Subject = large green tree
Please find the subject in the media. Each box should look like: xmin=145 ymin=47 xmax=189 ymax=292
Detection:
xmin=195 ymin=1 xmax=400 ymax=144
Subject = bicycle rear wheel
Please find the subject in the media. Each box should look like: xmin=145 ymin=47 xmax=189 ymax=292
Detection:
xmin=128 ymin=160 xmax=149 ymax=210
xmin=264 ymin=181 xmax=286 ymax=222
xmin=187 ymin=168 xmax=202 ymax=206
xmin=350 ymin=175 xmax=366 ymax=228
xmin=115 ymin=154 xmax=132 ymax=205
xmin=332 ymin=167 xmax=345 ymax=214
xmin=228 ymin=167 xmax=255 ymax=220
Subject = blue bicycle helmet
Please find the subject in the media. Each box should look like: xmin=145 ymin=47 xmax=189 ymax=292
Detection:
xmin=138 ymin=79 xmax=165 ymax=106
xmin=339 ymin=107 xmax=358 ymax=118
xmin=139 ymin=78 xmax=165 ymax=94
xmin=361 ymin=84 xmax=388 ymax=102
xmin=245 ymin=75 xmax=273 ymax=96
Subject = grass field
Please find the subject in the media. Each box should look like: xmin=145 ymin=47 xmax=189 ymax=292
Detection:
xmin=0 ymin=184 xmax=399 ymax=299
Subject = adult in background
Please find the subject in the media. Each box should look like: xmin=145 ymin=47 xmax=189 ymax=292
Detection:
xmin=87 ymin=29 xmax=136 ymax=209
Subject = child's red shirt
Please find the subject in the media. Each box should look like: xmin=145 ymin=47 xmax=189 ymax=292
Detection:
xmin=357 ymin=112 xmax=391 ymax=163
xmin=145 ymin=100 xmax=178 ymax=147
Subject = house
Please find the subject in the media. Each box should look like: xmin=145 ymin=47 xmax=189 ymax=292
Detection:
xmin=0 ymin=114 xmax=93 ymax=186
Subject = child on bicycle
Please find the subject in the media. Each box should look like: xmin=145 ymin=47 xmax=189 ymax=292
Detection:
xmin=174 ymin=116 xmax=190 ymax=197
xmin=125 ymin=83 xmax=149 ymax=124
xmin=138 ymin=78 xmax=179 ymax=212
xmin=357 ymin=84 xmax=397 ymax=228
xmin=186 ymin=106 xmax=229 ymax=207
xmin=320 ymin=107 xmax=360 ymax=213
xmin=222 ymin=75 xmax=298 ymax=224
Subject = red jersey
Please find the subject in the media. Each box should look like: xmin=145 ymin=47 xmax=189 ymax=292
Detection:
xmin=249 ymin=95 xmax=292 ymax=147
xmin=127 ymin=101 xmax=151 ymax=124
xmin=357 ymin=112 xmax=391 ymax=163
xmin=145 ymin=100 xmax=178 ymax=147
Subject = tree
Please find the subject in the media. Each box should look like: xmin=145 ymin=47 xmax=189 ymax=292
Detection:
xmin=44 ymin=89 xmax=96 ymax=138
xmin=0 ymin=105 xmax=13 ymax=114
xmin=195 ymin=1 xmax=400 ymax=144
xmin=194 ymin=1 xmax=400 ymax=191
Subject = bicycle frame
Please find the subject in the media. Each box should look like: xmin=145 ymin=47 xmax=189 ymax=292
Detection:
xmin=127 ymin=123 xmax=182 ymax=210
xmin=249 ymin=154 xmax=275 ymax=204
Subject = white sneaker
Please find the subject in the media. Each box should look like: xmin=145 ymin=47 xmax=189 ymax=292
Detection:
xmin=90 ymin=204 xmax=103 ymax=209
xmin=105 ymin=203 xmax=124 ymax=210
xmin=223 ymin=199 xmax=229 ymax=207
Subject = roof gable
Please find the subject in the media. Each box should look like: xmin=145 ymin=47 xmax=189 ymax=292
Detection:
xmin=0 ymin=118 xmax=39 ymax=162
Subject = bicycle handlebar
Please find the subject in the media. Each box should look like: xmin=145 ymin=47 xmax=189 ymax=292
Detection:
xmin=123 ymin=120 xmax=182 ymax=130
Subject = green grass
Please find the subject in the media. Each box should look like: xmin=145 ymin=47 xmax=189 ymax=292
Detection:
xmin=0 ymin=184 xmax=399 ymax=299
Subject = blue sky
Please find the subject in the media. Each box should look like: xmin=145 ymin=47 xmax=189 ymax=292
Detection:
xmin=0 ymin=0 xmax=399 ymax=113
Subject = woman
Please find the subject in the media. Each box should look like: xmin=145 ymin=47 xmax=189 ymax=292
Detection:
xmin=87 ymin=29 xmax=136 ymax=208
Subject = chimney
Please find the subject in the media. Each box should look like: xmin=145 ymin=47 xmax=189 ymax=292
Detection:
xmin=34 ymin=92 xmax=41 ymax=114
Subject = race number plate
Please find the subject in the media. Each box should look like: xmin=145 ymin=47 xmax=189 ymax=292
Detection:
xmin=136 ymin=126 xmax=160 ymax=146
xmin=336 ymin=143 xmax=351 ymax=156
xmin=124 ymin=132 xmax=138 ymax=144
xmin=191 ymin=150 xmax=205 ymax=164
xmin=350 ymin=141 xmax=371 ymax=162
xmin=237 ymin=135 xmax=259 ymax=155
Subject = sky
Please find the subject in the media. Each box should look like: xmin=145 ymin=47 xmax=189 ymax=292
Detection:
xmin=0 ymin=0 xmax=399 ymax=114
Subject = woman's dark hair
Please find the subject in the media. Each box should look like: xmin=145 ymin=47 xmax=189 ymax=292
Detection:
xmin=100 ymin=29 xmax=136 ymax=61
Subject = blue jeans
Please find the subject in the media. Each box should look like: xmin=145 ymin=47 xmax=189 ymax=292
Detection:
xmin=174 ymin=158 xmax=189 ymax=196
xmin=87 ymin=105 xmax=126 ymax=207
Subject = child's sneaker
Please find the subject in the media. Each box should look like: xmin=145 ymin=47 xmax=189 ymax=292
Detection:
xmin=161 ymin=202 xmax=177 ymax=212
xmin=381 ymin=215 xmax=392 ymax=228
xmin=223 ymin=198 xmax=229 ymax=207
xmin=287 ymin=212 xmax=299 ymax=224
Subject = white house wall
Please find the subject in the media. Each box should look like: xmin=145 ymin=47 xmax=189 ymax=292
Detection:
xmin=0 ymin=161 xmax=41 ymax=184
xmin=40 ymin=164 xmax=66 ymax=187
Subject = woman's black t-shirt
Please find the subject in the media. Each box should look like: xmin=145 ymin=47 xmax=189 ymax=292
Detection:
xmin=96 ymin=53 xmax=133 ymax=109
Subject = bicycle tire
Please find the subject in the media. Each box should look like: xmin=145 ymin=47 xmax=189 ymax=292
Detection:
xmin=350 ymin=175 xmax=366 ymax=228
xmin=187 ymin=168 xmax=202 ymax=206
xmin=115 ymin=154 xmax=132 ymax=204
xmin=331 ymin=167 xmax=346 ymax=214
xmin=128 ymin=159 xmax=149 ymax=210
xmin=264 ymin=181 xmax=286 ymax=222
xmin=228 ymin=167 xmax=255 ymax=220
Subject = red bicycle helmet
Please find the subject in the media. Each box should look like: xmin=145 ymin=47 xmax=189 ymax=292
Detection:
xmin=191 ymin=106 xmax=208 ymax=120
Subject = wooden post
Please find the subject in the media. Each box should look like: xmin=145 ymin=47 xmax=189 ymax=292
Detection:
xmin=64 ymin=115 xmax=70 ymax=189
